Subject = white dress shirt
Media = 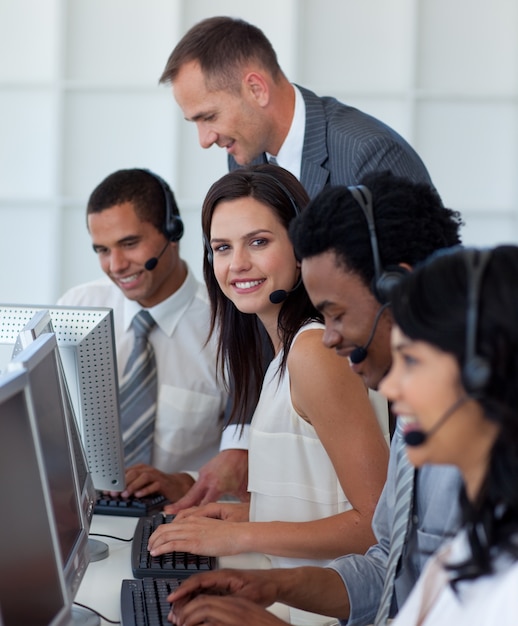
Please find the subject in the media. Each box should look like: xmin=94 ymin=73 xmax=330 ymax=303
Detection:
xmin=266 ymin=84 xmax=305 ymax=180
xmin=58 ymin=267 xmax=233 ymax=473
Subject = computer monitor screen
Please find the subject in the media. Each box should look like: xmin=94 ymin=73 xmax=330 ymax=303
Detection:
xmin=8 ymin=333 xmax=90 ymax=603
xmin=16 ymin=310 xmax=96 ymax=528
xmin=0 ymin=367 xmax=72 ymax=626
xmin=0 ymin=304 xmax=125 ymax=492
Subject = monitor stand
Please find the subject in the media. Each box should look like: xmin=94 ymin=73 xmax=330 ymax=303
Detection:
xmin=71 ymin=538 xmax=109 ymax=626
xmin=88 ymin=537 xmax=109 ymax=562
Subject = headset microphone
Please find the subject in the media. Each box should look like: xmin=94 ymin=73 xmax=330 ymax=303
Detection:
xmin=403 ymin=396 xmax=468 ymax=447
xmin=349 ymin=303 xmax=390 ymax=365
xmin=269 ymin=277 xmax=303 ymax=304
xmin=144 ymin=240 xmax=170 ymax=271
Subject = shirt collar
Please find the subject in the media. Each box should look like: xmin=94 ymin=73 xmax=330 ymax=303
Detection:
xmin=123 ymin=264 xmax=198 ymax=336
xmin=266 ymin=84 xmax=305 ymax=180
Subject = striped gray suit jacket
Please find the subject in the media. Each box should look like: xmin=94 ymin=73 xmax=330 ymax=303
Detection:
xmin=229 ymin=85 xmax=433 ymax=198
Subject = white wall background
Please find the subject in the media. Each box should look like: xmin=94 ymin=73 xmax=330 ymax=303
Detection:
xmin=1 ymin=0 xmax=517 ymax=305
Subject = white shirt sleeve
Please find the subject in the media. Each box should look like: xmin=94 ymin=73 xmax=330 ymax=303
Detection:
xmin=219 ymin=423 xmax=250 ymax=450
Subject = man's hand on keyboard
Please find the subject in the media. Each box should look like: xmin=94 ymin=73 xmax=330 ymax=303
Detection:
xmin=167 ymin=569 xmax=283 ymax=626
xmin=170 ymin=595 xmax=288 ymax=626
xmin=115 ymin=464 xmax=195 ymax=501
xmin=165 ymin=449 xmax=249 ymax=514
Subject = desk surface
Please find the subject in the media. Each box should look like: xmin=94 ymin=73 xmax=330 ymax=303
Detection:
xmin=75 ymin=514 xmax=290 ymax=625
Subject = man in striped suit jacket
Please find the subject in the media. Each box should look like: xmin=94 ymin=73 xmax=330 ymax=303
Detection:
xmin=159 ymin=15 xmax=434 ymax=511
xmin=160 ymin=16 xmax=433 ymax=198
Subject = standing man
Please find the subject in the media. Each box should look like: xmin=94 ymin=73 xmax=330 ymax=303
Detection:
xmin=164 ymin=172 xmax=465 ymax=626
xmin=156 ymin=16 xmax=435 ymax=511
xmin=159 ymin=16 xmax=433 ymax=199
xmin=59 ymin=168 xmax=247 ymax=504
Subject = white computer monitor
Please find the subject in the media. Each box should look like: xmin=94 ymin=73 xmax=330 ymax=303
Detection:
xmin=0 ymin=304 xmax=125 ymax=492
xmin=8 ymin=334 xmax=91 ymax=606
xmin=0 ymin=367 xmax=72 ymax=626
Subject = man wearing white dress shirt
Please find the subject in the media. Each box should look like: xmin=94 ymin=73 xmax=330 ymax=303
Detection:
xmin=160 ymin=16 xmax=433 ymax=198
xmin=59 ymin=168 xmax=247 ymax=505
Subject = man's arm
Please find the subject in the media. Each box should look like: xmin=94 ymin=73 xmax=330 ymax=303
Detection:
xmin=165 ymin=448 xmax=249 ymax=513
xmin=168 ymin=567 xmax=350 ymax=623
xmin=327 ymin=482 xmax=392 ymax=625
xmin=330 ymin=426 xmax=462 ymax=626
xmin=325 ymin=428 xmax=400 ymax=626
xmin=166 ymin=326 xmax=273 ymax=512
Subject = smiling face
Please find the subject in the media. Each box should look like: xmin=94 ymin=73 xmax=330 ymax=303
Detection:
xmin=88 ymin=201 xmax=186 ymax=308
xmin=301 ymin=251 xmax=392 ymax=390
xmin=172 ymin=60 xmax=273 ymax=166
xmin=380 ymin=325 xmax=500 ymax=495
xmin=209 ymin=196 xmax=299 ymax=330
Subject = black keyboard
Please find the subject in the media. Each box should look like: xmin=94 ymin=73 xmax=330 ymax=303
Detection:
xmin=120 ymin=577 xmax=180 ymax=626
xmin=94 ymin=492 xmax=169 ymax=517
xmin=131 ymin=513 xmax=217 ymax=579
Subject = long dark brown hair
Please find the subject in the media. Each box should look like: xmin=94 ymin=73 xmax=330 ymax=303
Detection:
xmin=202 ymin=164 xmax=321 ymax=427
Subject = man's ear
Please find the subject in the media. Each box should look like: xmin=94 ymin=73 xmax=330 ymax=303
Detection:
xmin=243 ymin=71 xmax=270 ymax=107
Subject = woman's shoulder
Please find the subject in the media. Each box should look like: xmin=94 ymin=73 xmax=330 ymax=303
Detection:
xmin=292 ymin=319 xmax=324 ymax=341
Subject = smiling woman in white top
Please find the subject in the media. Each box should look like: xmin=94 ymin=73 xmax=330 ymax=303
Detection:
xmin=148 ymin=164 xmax=389 ymax=625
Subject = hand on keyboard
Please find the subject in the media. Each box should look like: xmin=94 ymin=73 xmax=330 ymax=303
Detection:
xmin=169 ymin=585 xmax=286 ymax=626
xmin=172 ymin=500 xmax=249 ymax=522
xmin=147 ymin=506 xmax=247 ymax=557
xmin=131 ymin=514 xmax=217 ymax=579
xmin=165 ymin=449 xmax=250 ymax=514
xmin=118 ymin=463 xmax=196 ymax=502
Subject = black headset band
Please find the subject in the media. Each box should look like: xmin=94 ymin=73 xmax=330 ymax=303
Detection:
xmin=139 ymin=168 xmax=184 ymax=242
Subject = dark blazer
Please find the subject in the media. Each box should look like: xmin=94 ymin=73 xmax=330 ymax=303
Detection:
xmin=229 ymin=85 xmax=433 ymax=198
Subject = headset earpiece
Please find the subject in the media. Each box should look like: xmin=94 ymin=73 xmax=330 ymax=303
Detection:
xmin=141 ymin=169 xmax=184 ymax=242
xmin=164 ymin=208 xmax=184 ymax=242
xmin=373 ymin=265 xmax=409 ymax=304
xmin=462 ymin=355 xmax=491 ymax=395
xmin=461 ymin=249 xmax=492 ymax=395
xmin=204 ymin=235 xmax=214 ymax=266
xmin=348 ymin=185 xmax=407 ymax=304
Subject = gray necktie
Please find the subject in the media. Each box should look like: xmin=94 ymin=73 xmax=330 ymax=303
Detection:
xmin=119 ymin=310 xmax=157 ymax=466
xmin=374 ymin=420 xmax=415 ymax=625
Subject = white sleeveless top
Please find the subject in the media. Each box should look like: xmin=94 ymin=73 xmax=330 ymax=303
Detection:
xmin=248 ymin=321 xmax=351 ymax=569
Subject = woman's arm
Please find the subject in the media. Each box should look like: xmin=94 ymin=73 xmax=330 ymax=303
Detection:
xmin=148 ymin=329 xmax=388 ymax=560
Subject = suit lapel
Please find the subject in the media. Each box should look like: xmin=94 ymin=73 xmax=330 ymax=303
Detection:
xmin=297 ymin=85 xmax=330 ymax=198
xmin=228 ymin=87 xmax=329 ymax=199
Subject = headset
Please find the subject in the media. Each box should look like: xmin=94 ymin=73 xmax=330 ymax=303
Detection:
xmin=403 ymin=248 xmax=493 ymax=447
xmin=204 ymin=170 xmax=301 ymax=266
xmin=141 ymin=169 xmax=184 ymax=242
xmin=347 ymin=185 xmax=408 ymax=304
xmin=461 ymin=248 xmax=492 ymax=395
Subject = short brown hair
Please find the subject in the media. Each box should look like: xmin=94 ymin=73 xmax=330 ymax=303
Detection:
xmin=159 ymin=16 xmax=283 ymax=92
